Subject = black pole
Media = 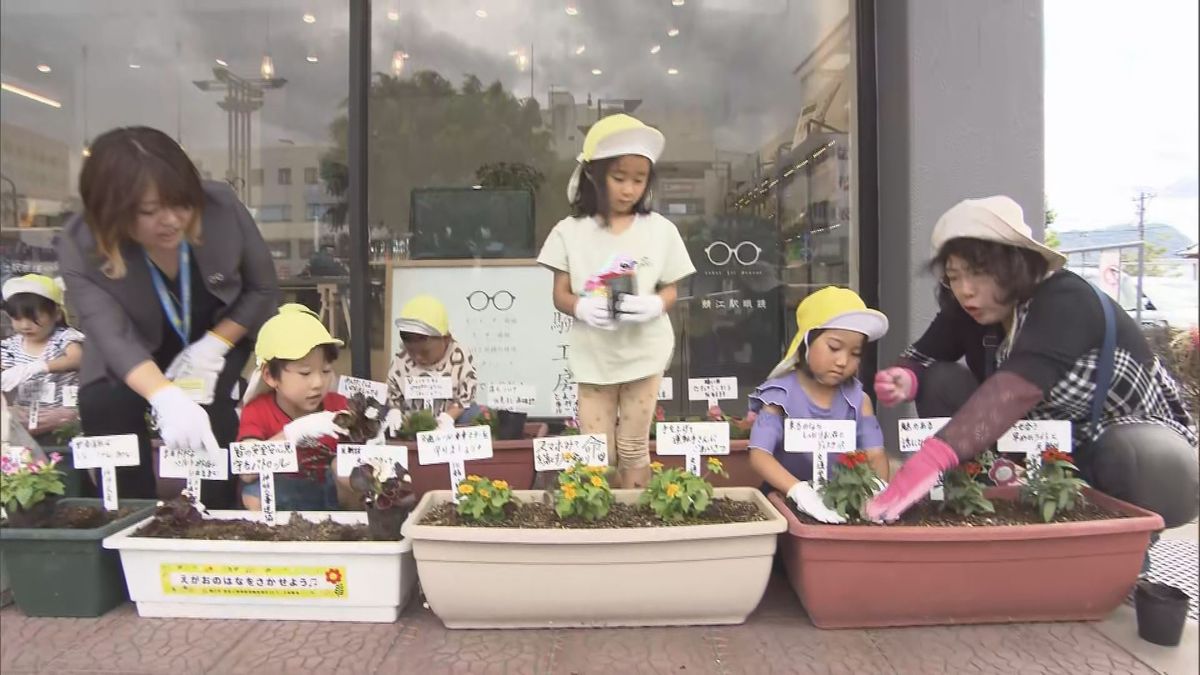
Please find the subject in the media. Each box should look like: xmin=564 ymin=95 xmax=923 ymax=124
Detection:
xmin=348 ymin=0 xmax=371 ymax=377
xmin=854 ymin=0 xmax=881 ymax=382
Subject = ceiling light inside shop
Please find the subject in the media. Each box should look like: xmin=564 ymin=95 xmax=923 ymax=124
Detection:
xmin=565 ymin=3 xmax=579 ymax=15
xmin=667 ymin=28 xmax=680 ymax=37
xmin=508 ymin=49 xmax=520 ymax=56
xmin=673 ymin=0 xmax=685 ymax=5
xmin=517 ymin=53 xmax=528 ymax=70
xmin=128 ymin=63 xmax=141 ymax=69
xmin=215 ymin=59 xmax=228 ymax=67
xmin=82 ymin=146 xmax=91 ymax=157
xmin=575 ymin=45 xmax=586 ymax=55
xmin=303 ymin=13 xmax=316 ymax=23
xmin=591 ymin=68 xmax=602 ymax=75
xmin=1 ymin=81 xmax=63 ymax=108
xmin=36 ymin=64 xmax=51 ymax=73
xmin=667 ymin=67 xmax=679 ymax=75
xmin=392 ymin=50 xmax=407 ymax=75
xmin=475 ymin=9 xmax=488 ymax=18
xmin=650 ymin=44 xmax=662 ymax=54
xmin=260 ymin=54 xmax=275 ymax=79
xmin=387 ymin=10 xmax=400 ymax=21
xmin=306 ymin=54 xmax=319 ymax=63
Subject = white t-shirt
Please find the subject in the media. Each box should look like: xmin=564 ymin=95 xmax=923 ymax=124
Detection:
xmin=537 ymin=212 xmax=696 ymax=385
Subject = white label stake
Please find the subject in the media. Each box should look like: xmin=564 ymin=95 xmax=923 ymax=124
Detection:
xmin=159 ymin=445 xmax=229 ymax=510
xmin=417 ymin=426 xmax=493 ymax=503
xmin=687 ymin=377 xmax=738 ymax=409
xmin=101 ymin=467 xmax=118 ymax=511
xmin=259 ymin=472 xmax=276 ymax=525
xmin=784 ymin=420 xmax=855 ymax=488
xmin=185 ymin=475 xmax=202 ymax=505
xmin=229 ymin=441 xmax=298 ymax=525
xmin=533 ymin=434 xmax=609 ymax=471
xmin=898 ymin=418 xmax=952 ymax=500
xmin=337 ymin=375 xmax=390 ymax=402
xmin=655 ymin=422 xmax=730 ymax=476
xmin=71 ymin=434 xmax=141 ymax=511
xmin=999 ymin=420 xmax=1073 ymax=472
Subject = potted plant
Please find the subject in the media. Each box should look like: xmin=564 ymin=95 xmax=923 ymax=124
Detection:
xmin=402 ymin=456 xmax=787 ymax=628
xmin=647 ymin=406 xmax=760 ymax=488
xmin=1 ymin=449 xmax=158 ymax=617
xmin=103 ymin=493 xmax=418 ymax=622
xmin=348 ymin=462 xmax=417 ymax=540
xmin=771 ymin=449 xmax=1164 ymax=628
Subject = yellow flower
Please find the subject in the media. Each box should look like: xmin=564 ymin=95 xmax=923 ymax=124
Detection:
xmin=466 ymin=474 xmax=482 ymax=482
xmin=562 ymin=452 xmax=575 ymax=461
xmin=706 ymin=457 xmax=724 ymax=470
xmin=649 ymin=461 xmax=664 ymax=472
xmin=458 ymin=483 xmax=475 ymax=495
xmin=565 ymin=466 xmax=575 ymax=474
xmin=665 ymin=483 xmax=681 ymax=499
xmin=590 ymin=475 xmax=603 ymax=488
xmin=479 ymin=487 xmax=490 ymax=498
xmin=491 ymin=479 xmax=509 ymax=490
xmin=563 ymin=484 xmax=578 ymax=500
xmin=587 ymin=466 xmax=606 ymax=475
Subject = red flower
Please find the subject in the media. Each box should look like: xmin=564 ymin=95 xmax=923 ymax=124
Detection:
xmin=1040 ymin=448 xmax=1072 ymax=465
xmin=838 ymin=451 xmax=868 ymax=468
xmin=324 ymin=568 xmax=343 ymax=585
xmin=655 ymin=405 xmax=666 ymax=422
xmin=963 ymin=462 xmax=982 ymax=478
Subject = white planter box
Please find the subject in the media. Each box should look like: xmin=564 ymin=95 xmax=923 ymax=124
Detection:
xmin=402 ymin=488 xmax=787 ymax=629
xmin=103 ymin=510 xmax=416 ymax=623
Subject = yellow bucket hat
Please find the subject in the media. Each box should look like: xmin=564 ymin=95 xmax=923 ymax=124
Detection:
xmin=395 ymin=295 xmax=449 ymax=337
xmin=768 ymin=287 xmax=889 ymax=379
xmin=567 ymin=113 xmax=666 ymax=202
xmin=255 ymin=303 xmax=343 ymax=362
xmin=2 ymin=274 xmax=64 ymax=306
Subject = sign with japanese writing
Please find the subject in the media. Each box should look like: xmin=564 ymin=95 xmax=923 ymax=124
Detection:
xmin=417 ymin=426 xmax=494 ymax=499
xmin=61 ymin=385 xmax=78 ymax=408
xmin=533 ymin=434 xmax=608 ymax=471
xmin=999 ymin=420 xmax=1073 ymax=466
xmin=71 ymin=434 xmax=141 ymax=511
xmin=486 ymin=383 xmax=537 ymax=412
xmin=553 ymin=383 xmax=579 ymax=417
xmin=158 ymin=446 xmax=230 ymax=481
xmin=657 ymin=377 xmax=673 ymax=401
xmin=337 ymin=375 xmax=389 ymax=403
xmin=229 ymin=441 xmax=299 ymax=475
xmin=403 ymin=375 xmax=453 ymax=404
xmin=898 ymin=417 xmax=952 ymax=453
xmin=687 ymin=377 xmax=739 ymax=405
xmin=784 ymin=419 xmax=855 ymax=485
xmin=160 ymin=563 xmax=347 ymax=599
xmin=655 ymin=422 xmax=730 ymax=475
xmin=336 ymin=444 xmax=408 ymax=479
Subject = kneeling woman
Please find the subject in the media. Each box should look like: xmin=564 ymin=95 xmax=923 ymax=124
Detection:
xmin=869 ymin=196 xmax=1197 ymax=526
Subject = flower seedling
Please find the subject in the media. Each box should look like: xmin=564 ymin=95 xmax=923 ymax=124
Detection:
xmin=706 ymin=405 xmax=754 ymax=440
xmin=394 ymin=409 xmax=438 ymax=440
xmin=1021 ymin=447 xmax=1087 ymax=522
xmin=350 ymin=462 xmax=416 ymax=512
xmin=941 ymin=461 xmax=995 ymax=517
xmin=555 ymin=455 xmax=614 ymax=522
xmin=0 ymin=449 xmax=65 ymax=515
xmin=820 ymin=451 xmax=879 ymax=521
xmin=456 ymin=474 xmax=514 ymax=523
xmin=333 ymin=394 xmax=388 ymax=443
xmin=639 ymin=456 xmax=729 ymax=522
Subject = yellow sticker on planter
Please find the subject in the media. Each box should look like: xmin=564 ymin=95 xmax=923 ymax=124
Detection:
xmin=160 ymin=563 xmax=347 ymax=599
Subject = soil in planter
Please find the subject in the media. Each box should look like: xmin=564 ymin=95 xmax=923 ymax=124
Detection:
xmin=0 ymin=504 xmax=138 ymax=530
xmin=792 ymin=497 xmax=1129 ymax=527
xmin=135 ymin=512 xmax=372 ymax=541
xmin=420 ymin=497 xmax=767 ymax=529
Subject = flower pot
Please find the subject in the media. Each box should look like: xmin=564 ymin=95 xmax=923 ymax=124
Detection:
xmin=769 ymin=487 xmax=1164 ymax=628
xmin=1135 ymin=580 xmax=1190 ymax=647
xmin=402 ymin=487 xmax=787 ymax=628
xmin=495 ymin=410 xmax=528 ymax=441
xmin=365 ymin=504 xmax=407 ymax=541
xmin=400 ymin=422 xmax=548 ymax=499
xmin=2 ymin=496 xmax=61 ymax=528
xmin=0 ymin=498 xmax=159 ymax=617
xmin=103 ymin=510 xmax=417 ymax=622
xmin=650 ymin=441 xmax=758 ymax=487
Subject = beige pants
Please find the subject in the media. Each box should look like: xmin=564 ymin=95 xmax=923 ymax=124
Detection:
xmin=577 ymin=374 xmax=661 ymax=470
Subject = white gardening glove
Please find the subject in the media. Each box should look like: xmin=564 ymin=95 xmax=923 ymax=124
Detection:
xmin=616 ymin=294 xmax=665 ymax=324
xmin=283 ymin=410 xmax=349 ymax=445
xmin=573 ymin=295 xmax=613 ymax=329
xmin=787 ymin=481 xmax=846 ymax=524
xmin=872 ymin=477 xmax=888 ymax=496
xmin=164 ymin=332 xmax=232 ymax=404
xmin=436 ymin=412 xmax=455 ymax=431
xmin=2 ymin=360 xmax=48 ymax=392
xmin=150 ymin=385 xmax=221 ymax=454
xmin=384 ymin=407 xmax=406 ymax=437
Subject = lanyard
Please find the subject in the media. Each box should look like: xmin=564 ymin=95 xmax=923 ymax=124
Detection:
xmin=145 ymin=241 xmax=191 ymax=343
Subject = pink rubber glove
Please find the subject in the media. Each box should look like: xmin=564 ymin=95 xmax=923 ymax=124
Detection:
xmin=864 ymin=436 xmax=958 ymax=522
xmin=874 ymin=367 xmax=918 ymax=407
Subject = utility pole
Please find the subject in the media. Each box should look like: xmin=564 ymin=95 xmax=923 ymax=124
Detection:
xmin=1133 ymin=191 xmax=1153 ymax=325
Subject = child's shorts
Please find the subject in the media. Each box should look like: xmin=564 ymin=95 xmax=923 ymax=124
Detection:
xmin=242 ymin=472 xmax=338 ymax=511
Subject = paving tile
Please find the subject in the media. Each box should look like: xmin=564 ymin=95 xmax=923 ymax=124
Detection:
xmin=549 ymin=624 xmax=719 ymax=675
xmin=711 ymin=616 xmax=894 ymax=675
xmin=750 ymin=571 xmax=805 ymax=619
xmin=0 ymin=604 xmax=129 ymax=673
xmin=208 ymin=620 xmax=403 ymax=675
xmin=377 ymin=607 xmax=556 ymax=675
xmin=1018 ymin=622 xmax=1157 ymax=675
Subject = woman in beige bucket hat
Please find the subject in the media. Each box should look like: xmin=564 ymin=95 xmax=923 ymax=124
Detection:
xmin=866 ymin=196 xmax=1197 ymax=533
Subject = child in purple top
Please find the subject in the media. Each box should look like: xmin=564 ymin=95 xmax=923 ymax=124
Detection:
xmin=747 ymin=287 xmax=889 ymax=523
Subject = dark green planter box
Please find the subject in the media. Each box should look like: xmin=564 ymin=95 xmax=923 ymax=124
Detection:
xmin=0 ymin=498 xmax=158 ymax=617
xmin=39 ymin=445 xmax=88 ymax=498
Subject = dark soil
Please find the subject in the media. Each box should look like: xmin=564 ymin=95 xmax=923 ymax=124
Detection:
xmin=0 ymin=505 xmax=137 ymax=529
xmin=793 ymin=496 xmax=1129 ymax=527
xmin=134 ymin=512 xmax=371 ymax=541
xmin=420 ymin=497 xmax=767 ymax=528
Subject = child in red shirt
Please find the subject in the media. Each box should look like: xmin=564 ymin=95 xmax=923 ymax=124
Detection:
xmin=239 ymin=304 xmax=349 ymax=511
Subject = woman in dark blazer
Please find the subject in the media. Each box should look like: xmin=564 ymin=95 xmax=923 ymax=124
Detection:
xmin=56 ymin=126 xmax=278 ymax=508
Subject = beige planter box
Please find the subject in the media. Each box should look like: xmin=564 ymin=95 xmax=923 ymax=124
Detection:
xmin=402 ymin=487 xmax=786 ymax=629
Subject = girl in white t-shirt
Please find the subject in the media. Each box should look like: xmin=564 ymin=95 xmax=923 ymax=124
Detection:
xmin=537 ymin=114 xmax=696 ymax=489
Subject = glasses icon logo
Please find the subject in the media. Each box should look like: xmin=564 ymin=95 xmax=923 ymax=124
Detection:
xmin=466 ymin=290 xmax=515 ymax=311
xmin=704 ymin=240 xmax=762 ymax=267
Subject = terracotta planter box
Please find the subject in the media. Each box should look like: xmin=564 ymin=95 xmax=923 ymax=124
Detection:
xmin=650 ymin=440 xmax=759 ymax=488
xmin=769 ymin=486 xmax=1163 ymax=629
xmin=396 ymin=422 xmax=548 ymax=498
xmin=402 ymin=487 xmax=786 ymax=629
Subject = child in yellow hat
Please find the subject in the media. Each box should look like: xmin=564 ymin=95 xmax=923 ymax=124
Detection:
xmin=383 ymin=294 xmax=480 ymax=435
xmin=1 ymin=274 xmax=85 ymax=439
xmin=747 ymin=287 xmax=890 ymax=523
xmin=238 ymin=304 xmax=350 ymax=511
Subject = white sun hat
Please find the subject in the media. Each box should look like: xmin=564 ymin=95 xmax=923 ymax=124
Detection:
xmin=931 ymin=196 xmax=1066 ymax=270
xmin=566 ymin=113 xmax=665 ymax=202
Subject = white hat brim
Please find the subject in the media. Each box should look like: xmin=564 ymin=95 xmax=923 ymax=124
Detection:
xmin=395 ymin=318 xmax=443 ymax=337
xmin=819 ymin=309 xmax=889 ymax=343
xmin=567 ymin=126 xmax=666 ymax=202
xmin=2 ymin=277 xmax=59 ymax=304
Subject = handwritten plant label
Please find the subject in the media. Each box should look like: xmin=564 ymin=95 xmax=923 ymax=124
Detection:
xmin=533 ymin=434 xmax=608 ymax=471
xmin=229 ymin=441 xmax=298 ymax=526
xmin=159 ymin=445 xmax=229 ymax=506
xmin=657 ymin=377 xmax=674 ymax=401
xmin=999 ymin=420 xmax=1072 ymax=468
xmin=61 ymin=385 xmax=78 ymax=408
xmin=337 ymin=375 xmax=389 ymax=403
xmin=687 ymin=377 xmax=738 ymax=408
xmin=784 ymin=420 xmax=855 ymax=487
xmin=71 ymin=434 xmax=141 ymax=511
xmin=417 ymin=426 xmax=494 ymax=501
xmin=160 ymin=563 xmax=347 ymax=599
xmin=553 ymin=383 xmax=579 ymax=417
xmin=898 ymin=418 xmax=952 ymax=499
xmin=655 ymin=421 xmax=730 ymax=475
xmin=337 ymin=444 xmax=408 ymax=479
xmin=486 ymin=383 xmax=537 ymax=412
xmin=403 ymin=375 xmax=453 ymax=406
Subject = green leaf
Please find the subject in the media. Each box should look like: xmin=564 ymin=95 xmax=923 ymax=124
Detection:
xmin=1042 ymin=500 xmax=1056 ymax=523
